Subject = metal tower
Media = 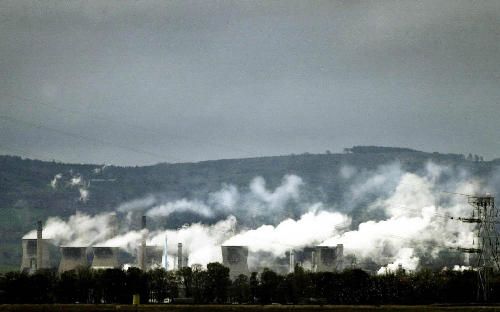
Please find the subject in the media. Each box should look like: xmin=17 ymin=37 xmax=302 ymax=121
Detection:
xmin=457 ymin=195 xmax=500 ymax=301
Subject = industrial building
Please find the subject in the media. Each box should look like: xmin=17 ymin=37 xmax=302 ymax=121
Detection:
xmin=314 ymin=244 xmax=344 ymax=272
xmin=59 ymin=246 xmax=89 ymax=273
xmin=291 ymin=244 xmax=344 ymax=272
xmin=221 ymin=246 xmax=249 ymax=279
xmin=91 ymin=247 xmax=120 ymax=269
xmin=137 ymin=245 xmax=163 ymax=270
xmin=20 ymin=221 xmax=54 ymax=273
xmin=20 ymin=238 xmax=52 ymax=273
xmin=21 ymin=219 xmax=343 ymax=276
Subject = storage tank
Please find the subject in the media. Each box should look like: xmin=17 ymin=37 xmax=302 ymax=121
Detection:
xmin=221 ymin=246 xmax=249 ymax=279
xmin=59 ymin=247 xmax=88 ymax=273
xmin=91 ymin=247 xmax=120 ymax=269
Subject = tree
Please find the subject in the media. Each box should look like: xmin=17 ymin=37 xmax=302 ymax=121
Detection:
xmin=148 ymin=268 xmax=168 ymax=303
xmin=206 ymin=262 xmax=231 ymax=303
xmin=259 ymin=268 xmax=281 ymax=304
xmin=126 ymin=267 xmax=149 ymax=304
xmin=55 ymin=270 xmax=77 ymax=303
xmin=230 ymin=274 xmax=250 ymax=303
xmin=177 ymin=266 xmax=193 ymax=298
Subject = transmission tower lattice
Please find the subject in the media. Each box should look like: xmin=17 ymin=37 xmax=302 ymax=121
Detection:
xmin=458 ymin=195 xmax=500 ymax=301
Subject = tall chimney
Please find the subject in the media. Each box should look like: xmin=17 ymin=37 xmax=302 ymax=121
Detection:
xmin=311 ymin=250 xmax=316 ymax=272
xmin=177 ymin=243 xmax=183 ymax=270
xmin=162 ymin=234 xmax=168 ymax=270
xmin=140 ymin=216 xmax=147 ymax=270
xmin=289 ymin=249 xmax=295 ymax=273
xmin=36 ymin=221 xmax=43 ymax=271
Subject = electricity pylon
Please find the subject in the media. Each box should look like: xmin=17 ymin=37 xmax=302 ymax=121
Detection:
xmin=456 ymin=195 xmax=500 ymax=301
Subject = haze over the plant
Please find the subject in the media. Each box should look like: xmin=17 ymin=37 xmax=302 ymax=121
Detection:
xmin=1 ymin=1 xmax=499 ymax=165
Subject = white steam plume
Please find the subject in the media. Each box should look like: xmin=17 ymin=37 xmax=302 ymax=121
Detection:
xmin=28 ymin=163 xmax=487 ymax=272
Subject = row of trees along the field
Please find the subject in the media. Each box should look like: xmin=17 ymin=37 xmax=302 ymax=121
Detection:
xmin=1 ymin=264 xmax=500 ymax=304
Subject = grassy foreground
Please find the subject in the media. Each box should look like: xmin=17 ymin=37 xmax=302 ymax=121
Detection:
xmin=2 ymin=305 xmax=500 ymax=312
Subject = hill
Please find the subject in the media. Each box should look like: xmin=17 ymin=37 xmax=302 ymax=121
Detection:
xmin=0 ymin=146 xmax=497 ymax=271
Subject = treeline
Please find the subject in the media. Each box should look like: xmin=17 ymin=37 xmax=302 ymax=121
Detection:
xmin=2 ymin=264 xmax=500 ymax=304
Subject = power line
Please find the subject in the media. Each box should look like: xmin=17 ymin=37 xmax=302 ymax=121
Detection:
xmin=0 ymin=114 xmax=177 ymax=163
xmin=2 ymin=93 xmax=255 ymax=157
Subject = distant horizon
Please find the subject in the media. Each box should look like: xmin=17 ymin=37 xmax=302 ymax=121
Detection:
xmin=0 ymin=144 xmax=495 ymax=167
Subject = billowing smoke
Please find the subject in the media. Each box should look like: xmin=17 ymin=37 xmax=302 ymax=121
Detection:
xmin=29 ymin=162 xmax=494 ymax=273
xmin=118 ymin=175 xmax=305 ymax=225
xmin=48 ymin=171 xmax=90 ymax=202
xmin=50 ymin=173 xmax=62 ymax=189
xmin=23 ymin=212 xmax=118 ymax=246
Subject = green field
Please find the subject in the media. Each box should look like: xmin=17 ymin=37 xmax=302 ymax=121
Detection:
xmin=2 ymin=305 xmax=500 ymax=312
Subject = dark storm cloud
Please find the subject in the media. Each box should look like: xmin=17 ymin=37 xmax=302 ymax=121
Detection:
xmin=1 ymin=1 xmax=499 ymax=165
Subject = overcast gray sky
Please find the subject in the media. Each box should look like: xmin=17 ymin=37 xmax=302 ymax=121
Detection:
xmin=1 ymin=0 xmax=499 ymax=165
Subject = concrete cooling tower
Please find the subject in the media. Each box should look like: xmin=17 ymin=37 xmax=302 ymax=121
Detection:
xmin=59 ymin=247 xmax=89 ymax=273
xmin=315 ymin=244 xmax=343 ymax=272
xmin=91 ymin=247 xmax=120 ymax=269
xmin=20 ymin=239 xmax=51 ymax=273
xmin=221 ymin=246 xmax=249 ymax=279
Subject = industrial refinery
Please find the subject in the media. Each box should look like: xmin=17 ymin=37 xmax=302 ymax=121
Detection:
xmin=21 ymin=216 xmax=344 ymax=278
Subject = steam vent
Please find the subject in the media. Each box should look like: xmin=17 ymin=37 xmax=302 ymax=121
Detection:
xmin=221 ymin=246 xmax=249 ymax=279
xmin=91 ymin=247 xmax=120 ymax=269
xmin=59 ymin=247 xmax=88 ymax=273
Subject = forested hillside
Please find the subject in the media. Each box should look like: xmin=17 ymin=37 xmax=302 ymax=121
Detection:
xmin=0 ymin=146 xmax=498 ymax=271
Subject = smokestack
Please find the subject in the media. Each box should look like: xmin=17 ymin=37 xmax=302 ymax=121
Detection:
xmin=289 ymin=249 xmax=295 ymax=273
xmin=139 ymin=216 xmax=147 ymax=270
xmin=162 ymin=234 xmax=168 ymax=270
xmin=36 ymin=221 xmax=43 ymax=271
xmin=177 ymin=243 xmax=183 ymax=270
xmin=311 ymin=250 xmax=316 ymax=272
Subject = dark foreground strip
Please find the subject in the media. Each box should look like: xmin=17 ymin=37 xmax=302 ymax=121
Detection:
xmin=2 ymin=305 xmax=500 ymax=312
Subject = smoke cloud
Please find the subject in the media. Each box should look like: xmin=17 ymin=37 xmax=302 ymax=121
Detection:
xmin=28 ymin=162 xmax=493 ymax=272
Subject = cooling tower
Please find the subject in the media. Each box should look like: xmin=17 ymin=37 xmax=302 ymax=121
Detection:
xmin=20 ymin=239 xmax=51 ymax=273
xmin=315 ymin=244 xmax=343 ymax=272
xmin=59 ymin=247 xmax=89 ymax=273
xmin=221 ymin=246 xmax=249 ymax=279
xmin=91 ymin=247 xmax=120 ymax=269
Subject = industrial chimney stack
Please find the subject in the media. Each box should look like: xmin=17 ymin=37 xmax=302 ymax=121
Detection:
xmin=178 ymin=243 xmax=183 ymax=270
xmin=36 ymin=221 xmax=42 ymax=271
xmin=140 ymin=216 xmax=147 ymax=270
xmin=289 ymin=249 xmax=295 ymax=273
